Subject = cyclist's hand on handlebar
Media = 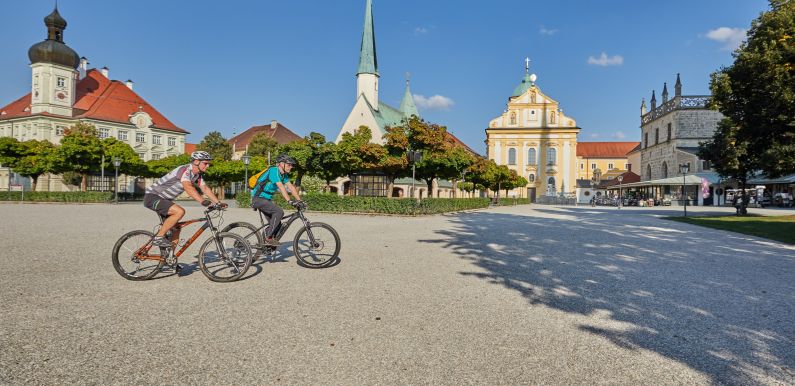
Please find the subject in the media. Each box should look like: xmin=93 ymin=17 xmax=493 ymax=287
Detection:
xmin=217 ymin=202 xmax=228 ymax=209
xmin=290 ymin=200 xmax=307 ymax=210
xmin=201 ymin=200 xmax=212 ymax=207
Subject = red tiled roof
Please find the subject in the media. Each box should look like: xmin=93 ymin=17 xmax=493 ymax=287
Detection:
xmin=228 ymin=121 xmax=302 ymax=149
xmin=184 ymin=143 xmax=196 ymax=155
xmin=599 ymin=171 xmax=641 ymax=187
xmin=445 ymin=131 xmax=481 ymax=157
xmin=577 ymin=142 xmax=640 ymax=158
xmin=0 ymin=69 xmax=186 ymax=134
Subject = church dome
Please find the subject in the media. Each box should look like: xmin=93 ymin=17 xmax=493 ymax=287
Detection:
xmin=28 ymin=7 xmax=79 ymax=69
xmin=512 ymin=73 xmax=535 ymax=97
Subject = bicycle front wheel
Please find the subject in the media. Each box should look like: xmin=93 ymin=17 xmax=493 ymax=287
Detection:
xmin=221 ymin=221 xmax=264 ymax=259
xmin=112 ymin=230 xmax=164 ymax=280
xmin=293 ymin=223 xmax=340 ymax=268
xmin=198 ymin=232 xmax=253 ymax=282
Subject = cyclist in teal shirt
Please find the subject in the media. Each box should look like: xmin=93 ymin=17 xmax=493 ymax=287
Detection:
xmin=251 ymin=154 xmax=303 ymax=246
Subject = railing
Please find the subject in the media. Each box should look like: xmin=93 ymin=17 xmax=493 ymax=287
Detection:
xmin=641 ymin=95 xmax=710 ymax=125
xmin=535 ymin=192 xmax=577 ymax=206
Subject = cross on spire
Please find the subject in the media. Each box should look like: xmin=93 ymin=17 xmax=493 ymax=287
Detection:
xmin=525 ymin=57 xmax=531 ymax=73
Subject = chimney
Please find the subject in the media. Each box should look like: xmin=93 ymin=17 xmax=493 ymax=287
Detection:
xmin=101 ymin=66 xmax=109 ymax=78
xmin=126 ymin=79 xmax=134 ymax=90
xmin=270 ymin=120 xmax=278 ymax=129
xmin=79 ymin=57 xmax=88 ymax=79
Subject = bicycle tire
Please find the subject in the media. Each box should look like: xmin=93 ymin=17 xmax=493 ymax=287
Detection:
xmin=112 ymin=230 xmax=164 ymax=280
xmin=293 ymin=222 xmax=340 ymax=268
xmin=221 ymin=221 xmax=264 ymax=259
xmin=198 ymin=232 xmax=253 ymax=282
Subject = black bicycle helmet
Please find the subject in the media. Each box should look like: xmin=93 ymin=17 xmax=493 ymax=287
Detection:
xmin=276 ymin=153 xmax=297 ymax=165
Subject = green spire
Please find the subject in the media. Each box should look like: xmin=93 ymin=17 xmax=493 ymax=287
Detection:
xmin=511 ymin=57 xmax=535 ymax=97
xmin=400 ymin=76 xmax=419 ymax=118
xmin=357 ymin=0 xmax=378 ymax=75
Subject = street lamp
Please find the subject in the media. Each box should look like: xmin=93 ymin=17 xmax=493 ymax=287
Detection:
xmin=408 ymin=149 xmax=422 ymax=200
xmin=679 ymin=163 xmax=689 ymax=217
xmin=242 ymin=154 xmax=251 ymax=192
xmin=617 ymin=174 xmax=624 ymax=209
xmin=112 ymin=157 xmax=121 ymax=204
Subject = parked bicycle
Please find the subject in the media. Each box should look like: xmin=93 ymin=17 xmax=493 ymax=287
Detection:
xmin=112 ymin=203 xmax=253 ymax=282
xmin=222 ymin=201 xmax=340 ymax=268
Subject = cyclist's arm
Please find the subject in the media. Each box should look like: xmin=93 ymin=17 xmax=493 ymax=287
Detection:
xmin=286 ymin=182 xmax=301 ymax=201
xmin=182 ymin=181 xmax=206 ymax=203
xmin=202 ymin=182 xmax=222 ymax=204
xmin=275 ymin=182 xmax=292 ymax=202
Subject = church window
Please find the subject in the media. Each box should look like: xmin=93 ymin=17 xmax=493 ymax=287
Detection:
xmin=168 ymin=137 xmax=176 ymax=147
xmin=118 ymin=130 xmax=128 ymax=141
xmin=527 ymin=148 xmax=536 ymax=165
xmin=136 ymin=132 xmax=146 ymax=143
xmin=152 ymin=135 xmax=162 ymax=145
xmin=510 ymin=112 xmax=516 ymax=125
xmin=57 ymin=77 xmax=65 ymax=88
xmin=528 ymin=174 xmax=535 ymax=182
xmin=667 ymin=123 xmax=672 ymax=141
xmin=608 ymin=163 xmax=614 ymax=170
xmin=662 ymin=162 xmax=668 ymax=178
xmin=508 ymin=148 xmax=517 ymax=165
xmin=655 ymin=128 xmax=659 ymax=144
xmin=98 ymin=127 xmax=110 ymax=139
xmin=547 ymin=148 xmax=557 ymax=166
xmin=646 ymin=164 xmax=652 ymax=180
xmin=644 ymin=132 xmax=648 ymax=148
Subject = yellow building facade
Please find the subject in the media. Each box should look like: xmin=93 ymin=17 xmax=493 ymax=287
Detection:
xmin=485 ymin=64 xmax=580 ymax=201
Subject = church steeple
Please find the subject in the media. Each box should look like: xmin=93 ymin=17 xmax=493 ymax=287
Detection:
xmin=355 ymin=0 xmax=379 ymax=108
xmin=400 ymin=74 xmax=419 ymax=118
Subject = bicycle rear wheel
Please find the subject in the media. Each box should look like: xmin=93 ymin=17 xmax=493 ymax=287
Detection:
xmin=221 ymin=222 xmax=264 ymax=259
xmin=293 ymin=222 xmax=340 ymax=268
xmin=112 ymin=230 xmax=164 ymax=280
xmin=198 ymin=232 xmax=253 ymax=282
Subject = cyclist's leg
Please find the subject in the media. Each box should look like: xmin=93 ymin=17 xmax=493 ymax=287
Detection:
xmin=158 ymin=204 xmax=185 ymax=238
xmin=252 ymin=197 xmax=283 ymax=239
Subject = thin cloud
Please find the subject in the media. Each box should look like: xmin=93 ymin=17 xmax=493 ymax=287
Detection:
xmin=414 ymin=26 xmax=428 ymax=36
xmin=590 ymin=133 xmax=600 ymax=139
xmin=539 ymin=26 xmax=558 ymax=36
xmin=612 ymin=131 xmax=626 ymax=139
xmin=587 ymin=52 xmax=624 ymax=66
xmin=413 ymin=94 xmax=454 ymax=111
xmin=705 ymin=27 xmax=747 ymax=50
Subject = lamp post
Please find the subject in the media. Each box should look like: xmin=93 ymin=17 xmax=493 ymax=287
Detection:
xmin=617 ymin=174 xmax=624 ymax=209
xmin=679 ymin=163 xmax=689 ymax=217
xmin=112 ymin=157 xmax=121 ymax=204
xmin=242 ymin=154 xmax=251 ymax=192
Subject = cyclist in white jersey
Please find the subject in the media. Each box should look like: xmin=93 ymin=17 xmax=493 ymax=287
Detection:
xmin=143 ymin=151 xmax=226 ymax=247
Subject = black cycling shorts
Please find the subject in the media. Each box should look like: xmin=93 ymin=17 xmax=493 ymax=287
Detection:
xmin=143 ymin=193 xmax=174 ymax=217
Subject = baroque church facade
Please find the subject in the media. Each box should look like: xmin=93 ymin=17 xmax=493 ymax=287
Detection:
xmin=0 ymin=7 xmax=187 ymax=192
xmin=485 ymin=60 xmax=580 ymax=200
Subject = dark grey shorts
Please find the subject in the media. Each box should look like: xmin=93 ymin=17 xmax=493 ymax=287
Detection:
xmin=143 ymin=194 xmax=174 ymax=218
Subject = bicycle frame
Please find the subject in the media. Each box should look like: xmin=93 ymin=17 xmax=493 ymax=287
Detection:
xmin=137 ymin=208 xmax=223 ymax=262
xmin=248 ymin=207 xmax=311 ymax=247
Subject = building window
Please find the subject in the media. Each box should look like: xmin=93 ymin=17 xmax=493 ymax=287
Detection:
xmin=580 ymin=163 xmax=584 ymax=170
xmin=655 ymin=128 xmax=659 ymax=144
xmin=530 ymin=110 xmax=537 ymax=120
xmin=626 ymin=163 xmax=631 ymax=171
xmin=702 ymin=160 xmax=711 ymax=170
xmin=591 ymin=163 xmax=597 ymax=170
xmin=528 ymin=173 xmax=535 ymax=182
xmin=510 ymin=112 xmax=516 ymax=125
xmin=136 ymin=132 xmax=146 ymax=143
xmin=137 ymin=152 xmax=146 ymax=160
xmin=667 ymin=123 xmax=672 ymax=141
xmin=644 ymin=132 xmax=648 ymax=148
xmin=98 ymin=127 xmax=110 ymax=139
xmin=662 ymin=161 xmax=668 ymax=178
xmin=608 ymin=163 xmax=614 ymax=170
xmin=57 ymin=77 xmax=65 ymax=88
xmin=118 ymin=130 xmax=128 ymax=141
xmin=528 ymin=148 xmax=536 ymax=165
xmin=547 ymin=148 xmax=557 ymax=166
xmin=646 ymin=164 xmax=652 ymax=180
xmin=168 ymin=137 xmax=176 ymax=147
xmin=508 ymin=148 xmax=516 ymax=165
xmin=152 ymin=135 xmax=162 ymax=145
xmin=152 ymin=154 xmax=161 ymax=160
xmin=55 ymin=126 xmax=65 ymax=136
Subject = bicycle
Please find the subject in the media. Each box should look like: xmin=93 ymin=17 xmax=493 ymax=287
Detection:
xmin=112 ymin=203 xmax=253 ymax=282
xmin=222 ymin=201 xmax=340 ymax=268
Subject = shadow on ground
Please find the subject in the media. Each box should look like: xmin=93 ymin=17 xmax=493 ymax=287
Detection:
xmin=422 ymin=207 xmax=795 ymax=384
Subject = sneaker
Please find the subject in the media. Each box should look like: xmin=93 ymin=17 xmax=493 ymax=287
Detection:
xmin=264 ymin=237 xmax=280 ymax=246
xmin=151 ymin=237 xmax=172 ymax=247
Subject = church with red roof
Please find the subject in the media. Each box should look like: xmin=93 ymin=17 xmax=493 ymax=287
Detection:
xmin=0 ymin=6 xmax=188 ymax=191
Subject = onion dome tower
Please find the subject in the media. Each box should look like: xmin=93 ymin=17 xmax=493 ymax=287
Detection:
xmin=28 ymin=6 xmax=80 ymax=116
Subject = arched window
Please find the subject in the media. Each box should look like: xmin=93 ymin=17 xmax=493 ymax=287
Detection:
xmin=655 ymin=128 xmax=659 ymax=144
xmin=546 ymin=148 xmax=557 ymax=166
xmin=528 ymin=173 xmax=535 ymax=182
xmin=644 ymin=132 xmax=648 ymax=148
xmin=510 ymin=112 xmax=517 ymax=125
xmin=661 ymin=161 xmax=668 ymax=178
xmin=667 ymin=123 xmax=672 ymax=141
xmin=646 ymin=164 xmax=652 ymax=180
xmin=508 ymin=148 xmax=516 ymax=165
xmin=527 ymin=148 xmax=537 ymax=165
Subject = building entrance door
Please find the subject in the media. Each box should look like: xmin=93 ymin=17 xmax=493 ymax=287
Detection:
xmin=527 ymin=187 xmax=536 ymax=202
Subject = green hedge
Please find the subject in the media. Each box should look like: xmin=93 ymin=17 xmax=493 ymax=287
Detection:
xmin=237 ymin=193 xmax=492 ymax=215
xmin=0 ymin=191 xmax=114 ymax=203
xmin=497 ymin=198 xmax=531 ymax=206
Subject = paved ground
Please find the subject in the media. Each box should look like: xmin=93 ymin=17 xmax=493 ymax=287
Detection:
xmin=0 ymin=202 xmax=792 ymax=385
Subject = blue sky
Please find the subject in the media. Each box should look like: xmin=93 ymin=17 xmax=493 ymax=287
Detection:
xmin=0 ymin=0 xmax=770 ymax=153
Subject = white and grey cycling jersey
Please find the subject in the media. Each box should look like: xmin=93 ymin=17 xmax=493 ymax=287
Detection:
xmin=145 ymin=164 xmax=204 ymax=200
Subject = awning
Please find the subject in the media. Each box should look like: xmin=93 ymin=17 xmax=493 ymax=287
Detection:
xmin=748 ymin=173 xmax=795 ymax=185
xmin=609 ymin=172 xmax=721 ymax=189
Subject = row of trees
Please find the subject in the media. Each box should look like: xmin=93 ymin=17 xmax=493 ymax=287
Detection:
xmin=0 ymin=117 xmax=528 ymax=198
xmin=698 ymin=0 xmax=794 ymax=214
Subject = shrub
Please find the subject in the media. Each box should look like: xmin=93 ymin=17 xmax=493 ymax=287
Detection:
xmin=237 ymin=193 xmax=491 ymax=215
xmin=0 ymin=191 xmax=114 ymax=203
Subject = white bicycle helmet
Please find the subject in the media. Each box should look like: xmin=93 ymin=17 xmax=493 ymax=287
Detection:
xmin=191 ymin=151 xmax=213 ymax=161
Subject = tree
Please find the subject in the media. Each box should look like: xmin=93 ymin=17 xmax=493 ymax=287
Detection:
xmin=701 ymin=0 xmax=795 ymax=178
xmin=309 ymin=141 xmax=345 ymax=192
xmin=381 ymin=124 xmax=410 ymax=197
xmin=13 ymin=140 xmax=57 ymax=191
xmin=699 ymin=123 xmax=757 ymax=214
xmin=337 ymin=126 xmax=384 ymax=175
xmin=278 ymin=138 xmax=315 ymax=186
xmin=197 ymin=131 xmax=232 ymax=161
xmin=247 ymin=133 xmax=279 ymax=160
xmin=0 ymin=137 xmax=23 ymax=168
xmin=502 ymin=170 xmax=528 ymax=197
xmin=202 ymin=159 xmax=244 ymax=199
xmin=55 ymin=122 xmax=103 ymax=191
xmin=405 ymin=117 xmax=452 ymax=197
xmin=144 ymin=154 xmax=191 ymax=178
xmin=101 ymin=137 xmax=146 ymax=176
